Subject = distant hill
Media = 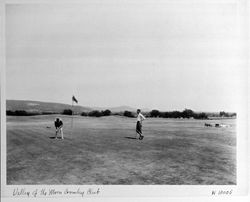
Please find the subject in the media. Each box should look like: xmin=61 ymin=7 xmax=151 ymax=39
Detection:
xmin=91 ymin=106 xmax=151 ymax=112
xmin=6 ymin=100 xmax=149 ymax=114
xmin=96 ymin=106 xmax=136 ymax=112
xmin=6 ymin=100 xmax=92 ymax=114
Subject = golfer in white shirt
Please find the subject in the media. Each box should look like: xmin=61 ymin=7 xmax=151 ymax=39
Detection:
xmin=136 ymin=109 xmax=146 ymax=140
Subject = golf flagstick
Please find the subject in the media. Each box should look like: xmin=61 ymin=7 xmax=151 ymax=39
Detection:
xmin=71 ymin=95 xmax=78 ymax=135
xmin=71 ymin=98 xmax=74 ymax=135
xmin=71 ymin=95 xmax=78 ymax=136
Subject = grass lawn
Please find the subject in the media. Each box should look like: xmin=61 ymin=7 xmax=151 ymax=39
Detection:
xmin=7 ymin=115 xmax=236 ymax=184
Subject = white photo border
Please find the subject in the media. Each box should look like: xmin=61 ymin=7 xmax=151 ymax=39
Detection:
xmin=1 ymin=0 xmax=249 ymax=199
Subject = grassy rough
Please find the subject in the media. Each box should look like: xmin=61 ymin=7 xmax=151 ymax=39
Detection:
xmin=7 ymin=115 xmax=236 ymax=185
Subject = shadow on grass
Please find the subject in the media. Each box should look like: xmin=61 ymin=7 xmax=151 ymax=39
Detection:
xmin=49 ymin=137 xmax=64 ymax=139
xmin=124 ymin=137 xmax=137 ymax=140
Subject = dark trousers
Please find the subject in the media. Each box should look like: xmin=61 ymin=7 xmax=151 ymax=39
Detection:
xmin=136 ymin=121 xmax=142 ymax=135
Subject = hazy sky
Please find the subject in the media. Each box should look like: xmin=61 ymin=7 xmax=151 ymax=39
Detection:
xmin=6 ymin=1 xmax=246 ymax=111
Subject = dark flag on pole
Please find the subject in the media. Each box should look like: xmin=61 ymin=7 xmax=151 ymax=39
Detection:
xmin=71 ymin=95 xmax=78 ymax=135
xmin=72 ymin=95 xmax=78 ymax=104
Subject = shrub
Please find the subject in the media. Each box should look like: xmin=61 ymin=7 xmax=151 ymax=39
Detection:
xmin=219 ymin=111 xmax=229 ymax=117
xmin=14 ymin=110 xmax=28 ymax=116
xmin=150 ymin=110 xmax=160 ymax=117
xmin=194 ymin=112 xmax=208 ymax=119
xmin=160 ymin=112 xmax=170 ymax=118
xmin=123 ymin=111 xmax=134 ymax=118
xmin=81 ymin=112 xmax=88 ymax=116
xmin=171 ymin=111 xmax=182 ymax=118
xmin=6 ymin=110 xmax=15 ymax=116
xmin=182 ymin=109 xmax=194 ymax=118
xmin=62 ymin=109 xmax=73 ymax=115
xmin=231 ymin=113 xmax=237 ymax=117
xmin=102 ymin=109 xmax=111 ymax=116
xmin=88 ymin=110 xmax=102 ymax=117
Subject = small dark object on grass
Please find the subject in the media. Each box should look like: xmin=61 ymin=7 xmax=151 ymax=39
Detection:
xmin=204 ymin=123 xmax=212 ymax=127
xmin=46 ymin=126 xmax=51 ymax=129
xmin=124 ymin=137 xmax=137 ymax=140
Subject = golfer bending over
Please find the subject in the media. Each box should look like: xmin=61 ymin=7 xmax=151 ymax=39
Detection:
xmin=54 ymin=117 xmax=64 ymax=139
xmin=136 ymin=109 xmax=146 ymax=140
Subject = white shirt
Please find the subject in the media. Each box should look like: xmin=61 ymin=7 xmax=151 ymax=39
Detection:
xmin=137 ymin=113 xmax=146 ymax=122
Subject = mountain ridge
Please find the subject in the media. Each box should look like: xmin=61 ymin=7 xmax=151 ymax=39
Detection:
xmin=6 ymin=100 xmax=149 ymax=113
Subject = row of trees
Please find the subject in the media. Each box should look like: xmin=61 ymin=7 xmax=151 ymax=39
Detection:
xmin=6 ymin=110 xmax=56 ymax=116
xmin=78 ymin=109 xmax=208 ymax=119
xmin=7 ymin=109 xmax=236 ymax=120
xmin=149 ymin=109 xmax=208 ymax=119
xmin=81 ymin=110 xmax=111 ymax=117
xmin=7 ymin=110 xmax=30 ymax=116
xmin=62 ymin=109 xmax=111 ymax=117
xmin=219 ymin=111 xmax=237 ymax=117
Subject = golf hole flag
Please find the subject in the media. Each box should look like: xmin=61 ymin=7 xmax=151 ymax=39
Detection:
xmin=72 ymin=95 xmax=78 ymax=104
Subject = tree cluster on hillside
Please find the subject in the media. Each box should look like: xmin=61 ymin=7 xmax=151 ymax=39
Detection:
xmin=62 ymin=109 xmax=73 ymax=115
xmin=123 ymin=110 xmax=135 ymax=118
xmin=205 ymin=111 xmax=237 ymax=118
xmin=149 ymin=109 xmax=208 ymax=119
xmin=81 ymin=109 xmax=111 ymax=117
xmin=7 ymin=110 xmax=57 ymax=116
xmin=219 ymin=111 xmax=236 ymax=117
xmin=7 ymin=110 xmax=29 ymax=116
